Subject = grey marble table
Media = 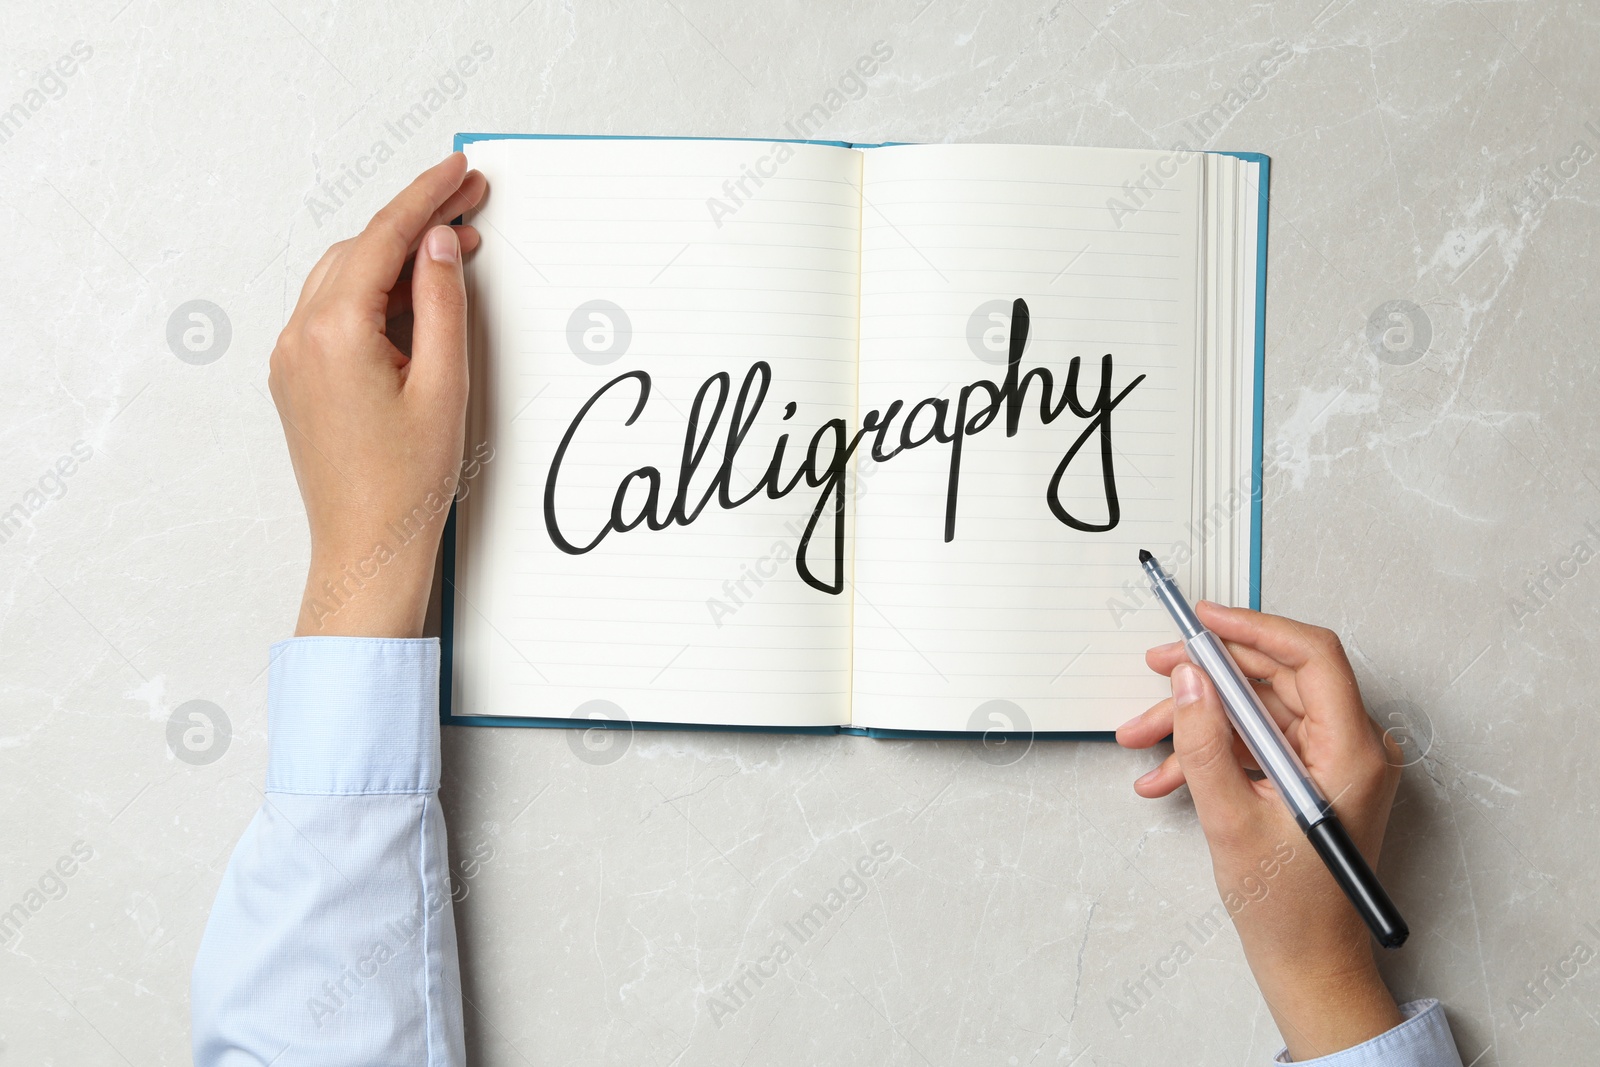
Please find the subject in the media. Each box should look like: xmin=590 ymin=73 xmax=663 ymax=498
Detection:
xmin=2 ymin=1 xmax=1595 ymax=1063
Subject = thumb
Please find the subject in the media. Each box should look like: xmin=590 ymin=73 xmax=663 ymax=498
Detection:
xmin=407 ymin=224 xmax=469 ymax=408
xmin=1171 ymin=663 xmax=1263 ymax=839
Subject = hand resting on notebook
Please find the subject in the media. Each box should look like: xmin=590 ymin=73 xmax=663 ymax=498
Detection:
xmin=267 ymin=152 xmax=484 ymax=638
xmin=1116 ymin=604 xmax=1409 ymax=1061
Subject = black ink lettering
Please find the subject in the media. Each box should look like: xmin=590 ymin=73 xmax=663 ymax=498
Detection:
xmin=899 ymin=396 xmax=952 ymax=452
xmin=542 ymin=300 xmax=1148 ymax=593
xmin=1046 ymin=354 xmax=1146 ymax=531
xmin=943 ymin=378 xmax=1002 ymax=541
xmin=611 ymin=467 xmax=663 ymax=532
xmin=545 ymin=370 xmax=651 ymax=554
xmin=999 ymin=298 xmax=1073 ymax=433
xmin=793 ymin=418 xmax=854 ymax=593
xmin=717 ymin=363 xmax=772 ymax=509
xmin=664 ymin=371 xmax=729 ymax=526
xmin=868 ymin=400 xmax=905 ymax=462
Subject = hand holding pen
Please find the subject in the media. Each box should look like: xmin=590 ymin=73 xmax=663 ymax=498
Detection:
xmin=1116 ymin=573 xmax=1409 ymax=1061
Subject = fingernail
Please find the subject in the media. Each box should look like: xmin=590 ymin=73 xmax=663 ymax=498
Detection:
xmin=1149 ymin=640 xmax=1182 ymax=655
xmin=1173 ymin=663 xmax=1203 ymax=707
xmin=1134 ymin=768 xmax=1159 ymax=787
xmin=426 ymin=225 xmax=460 ymax=264
xmin=1116 ymin=712 xmax=1142 ymax=732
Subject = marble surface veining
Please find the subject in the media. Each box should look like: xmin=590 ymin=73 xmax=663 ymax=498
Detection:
xmin=1 ymin=1 xmax=1596 ymax=1063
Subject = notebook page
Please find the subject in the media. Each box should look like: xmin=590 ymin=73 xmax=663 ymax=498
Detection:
xmin=850 ymin=143 xmax=1203 ymax=732
xmin=454 ymin=138 xmax=861 ymax=728
xmin=1235 ymin=158 xmax=1263 ymax=607
xmin=1199 ymin=153 xmax=1260 ymax=611
xmin=1202 ymin=153 xmax=1232 ymax=604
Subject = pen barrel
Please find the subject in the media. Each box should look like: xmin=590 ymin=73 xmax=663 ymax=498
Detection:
xmin=1150 ymin=572 xmax=1204 ymax=638
xmin=1304 ymin=816 xmax=1410 ymax=949
xmin=1184 ymin=631 xmax=1329 ymax=828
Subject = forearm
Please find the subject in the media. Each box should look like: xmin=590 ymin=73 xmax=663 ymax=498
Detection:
xmin=191 ymin=638 xmax=463 ymax=1066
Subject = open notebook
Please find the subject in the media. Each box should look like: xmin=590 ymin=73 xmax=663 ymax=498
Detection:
xmin=441 ymin=134 xmax=1266 ymax=737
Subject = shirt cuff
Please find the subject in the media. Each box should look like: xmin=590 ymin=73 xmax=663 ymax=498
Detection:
xmin=265 ymin=636 xmax=441 ymax=796
xmin=1276 ymin=1000 xmax=1461 ymax=1065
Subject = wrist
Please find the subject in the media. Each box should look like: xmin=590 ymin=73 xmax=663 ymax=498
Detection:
xmin=295 ymin=551 xmax=436 ymax=638
xmin=1256 ymin=957 xmax=1402 ymax=1061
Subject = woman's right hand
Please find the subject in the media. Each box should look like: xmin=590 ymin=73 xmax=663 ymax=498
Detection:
xmin=1117 ymin=602 xmax=1406 ymax=1061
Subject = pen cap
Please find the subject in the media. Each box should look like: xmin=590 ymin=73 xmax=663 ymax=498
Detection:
xmin=1304 ymin=816 xmax=1410 ymax=949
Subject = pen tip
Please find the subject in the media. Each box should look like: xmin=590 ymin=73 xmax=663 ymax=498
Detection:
xmin=1138 ymin=549 xmax=1153 ymax=564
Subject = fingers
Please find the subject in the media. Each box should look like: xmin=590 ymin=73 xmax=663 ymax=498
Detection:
xmin=1116 ymin=696 xmax=1175 ymax=749
xmin=405 ymin=225 xmax=469 ymax=409
xmin=1119 ymin=678 xmax=1295 ymax=755
xmin=1149 ymin=607 xmax=1364 ymax=729
xmin=411 ymin=171 xmax=487 ymax=254
xmin=1170 ymin=663 xmax=1263 ymax=829
xmin=1138 ymin=639 xmax=1303 ymax=727
xmin=299 ymin=211 xmax=484 ymax=326
xmin=1197 ymin=603 xmax=1387 ymax=770
xmin=1133 ymin=751 xmax=1183 ymax=797
xmin=1132 ymin=733 xmax=1263 ymax=798
xmin=332 ymin=153 xmax=474 ymax=305
xmin=1146 ymin=637 xmax=1294 ymax=690
xmin=1197 ymin=601 xmax=1356 ymax=686
xmin=385 ymin=225 xmax=481 ymax=320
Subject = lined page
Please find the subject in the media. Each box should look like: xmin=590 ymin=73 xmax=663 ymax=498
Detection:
xmin=455 ymin=138 xmax=861 ymax=727
xmin=851 ymin=144 xmax=1203 ymax=732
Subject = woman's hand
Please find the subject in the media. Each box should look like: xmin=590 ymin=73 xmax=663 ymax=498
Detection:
xmin=268 ymin=153 xmax=486 ymax=638
xmin=1117 ymin=601 xmax=1406 ymax=1060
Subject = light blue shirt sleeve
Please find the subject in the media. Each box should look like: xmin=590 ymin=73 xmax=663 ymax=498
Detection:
xmin=1275 ymin=999 xmax=1463 ymax=1065
xmin=191 ymin=637 xmax=464 ymax=1067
